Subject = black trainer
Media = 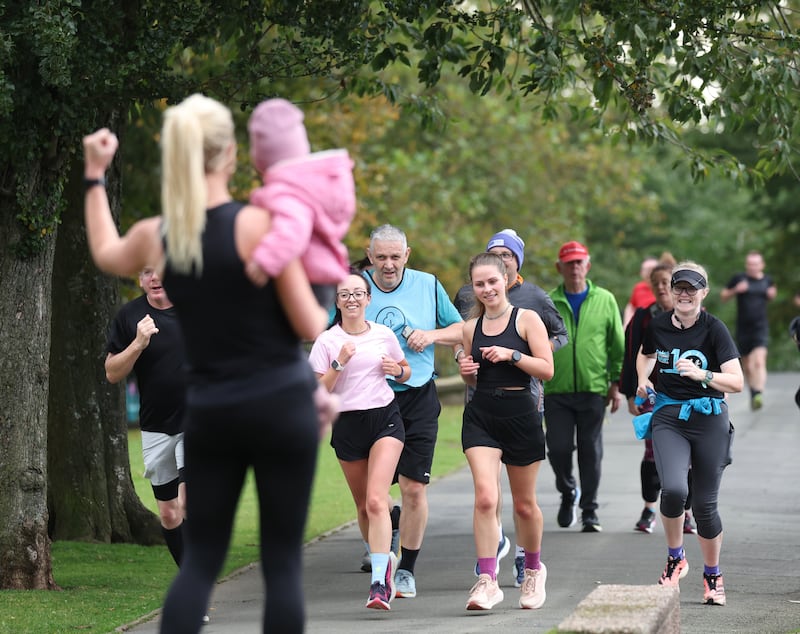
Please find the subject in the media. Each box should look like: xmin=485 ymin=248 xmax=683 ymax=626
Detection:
xmin=581 ymin=511 xmax=602 ymax=533
xmin=557 ymin=488 xmax=579 ymax=528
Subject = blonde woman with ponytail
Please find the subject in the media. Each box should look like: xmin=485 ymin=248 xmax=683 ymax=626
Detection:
xmin=83 ymin=94 xmax=328 ymax=633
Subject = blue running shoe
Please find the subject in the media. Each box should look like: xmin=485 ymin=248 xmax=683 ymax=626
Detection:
xmin=513 ymin=555 xmax=525 ymax=588
xmin=473 ymin=532 xmax=511 ymax=576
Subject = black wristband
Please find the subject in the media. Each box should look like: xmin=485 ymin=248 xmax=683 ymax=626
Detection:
xmin=84 ymin=176 xmax=106 ymax=191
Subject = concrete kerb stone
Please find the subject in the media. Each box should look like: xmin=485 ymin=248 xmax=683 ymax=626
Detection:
xmin=557 ymin=584 xmax=680 ymax=634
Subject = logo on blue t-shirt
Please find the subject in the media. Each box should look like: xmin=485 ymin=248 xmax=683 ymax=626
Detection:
xmin=373 ymin=306 xmax=409 ymax=336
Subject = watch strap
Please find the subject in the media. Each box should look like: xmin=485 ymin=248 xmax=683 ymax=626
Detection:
xmin=83 ymin=176 xmax=106 ymax=191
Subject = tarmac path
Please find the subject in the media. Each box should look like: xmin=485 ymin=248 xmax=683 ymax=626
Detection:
xmin=123 ymin=373 xmax=800 ymax=633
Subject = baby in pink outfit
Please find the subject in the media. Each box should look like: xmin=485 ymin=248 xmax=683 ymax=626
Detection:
xmin=246 ymin=98 xmax=355 ymax=308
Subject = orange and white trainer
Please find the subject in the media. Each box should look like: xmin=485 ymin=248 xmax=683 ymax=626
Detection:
xmin=658 ymin=555 xmax=689 ymax=587
xmin=703 ymin=573 xmax=726 ymax=606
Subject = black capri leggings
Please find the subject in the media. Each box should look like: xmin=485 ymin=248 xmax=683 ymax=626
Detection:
xmin=159 ymin=381 xmax=318 ymax=634
xmin=651 ymin=403 xmax=732 ymax=539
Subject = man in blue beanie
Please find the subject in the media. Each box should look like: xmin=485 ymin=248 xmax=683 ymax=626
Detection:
xmin=453 ymin=228 xmax=568 ymax=587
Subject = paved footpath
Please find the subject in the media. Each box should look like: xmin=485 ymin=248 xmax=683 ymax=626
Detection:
xmin=123 ymin=373 xmax=800 ymax=633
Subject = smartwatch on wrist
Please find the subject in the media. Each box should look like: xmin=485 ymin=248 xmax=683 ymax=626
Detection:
xmin=331 ymin=359 xmax=345 ymax=372
xmin=509 ymin=350 xmax=522 ymax=365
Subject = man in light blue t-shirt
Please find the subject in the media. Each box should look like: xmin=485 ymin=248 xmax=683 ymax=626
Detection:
xmin=362 ymin=224 xmax=463 ymax=598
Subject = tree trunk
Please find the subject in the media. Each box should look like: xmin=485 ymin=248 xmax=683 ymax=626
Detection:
xmin=47 ymin=164 xmax=161 ymax=545
xmin=0 ymin=194 xmax=57 ymax=590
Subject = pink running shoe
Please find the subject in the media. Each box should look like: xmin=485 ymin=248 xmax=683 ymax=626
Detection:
xmin=658 ymin=555 xmax=689 ymax=587
xmin=365 ymin=582 xmax=391 ymax=610
xmin=466 ymin=574 xmax=504 ymax=610
xmin=519 ymin=562 xmax=547 ymax=609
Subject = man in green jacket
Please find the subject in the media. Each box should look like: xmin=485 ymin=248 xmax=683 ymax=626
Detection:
xmin=545 ymin=241 xmax=625 ymax=533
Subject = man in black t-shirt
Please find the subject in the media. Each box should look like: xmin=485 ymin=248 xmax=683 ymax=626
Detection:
xmin=105 ymin=267 xmax=187 ymax=567
xmin=720 ymin=251 xmax=776 ymax=410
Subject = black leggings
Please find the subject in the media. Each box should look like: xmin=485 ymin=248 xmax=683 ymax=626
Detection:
xmin=641 ymin=456 xmax=692 ymax=511
xmin=652 ymin=403 xmax=732 ymax=539
xmin=159 ymin=382 xmax=318 ymax=633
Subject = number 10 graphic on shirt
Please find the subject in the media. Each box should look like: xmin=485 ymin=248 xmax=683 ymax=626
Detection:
xmin=657 ymin=347 xmax=709 ymax=373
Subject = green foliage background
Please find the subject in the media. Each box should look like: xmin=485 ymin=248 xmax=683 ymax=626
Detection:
xmin=117 ymin=85 xmax=800 ymax=371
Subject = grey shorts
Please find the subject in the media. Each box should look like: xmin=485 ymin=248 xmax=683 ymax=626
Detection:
xmin=142 ymin=431 xmax=184 ymax=488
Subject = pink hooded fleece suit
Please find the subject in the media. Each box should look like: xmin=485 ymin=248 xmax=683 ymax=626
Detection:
xmin=248 ymin=98 xmax=355 ymax=285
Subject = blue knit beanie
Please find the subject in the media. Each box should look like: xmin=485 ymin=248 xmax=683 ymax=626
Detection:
xmin=486 ymin=229 xmax=525 ymax=268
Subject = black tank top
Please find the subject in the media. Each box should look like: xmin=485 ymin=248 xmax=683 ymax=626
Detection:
xmin=472 ymin=307 xmax=532 ymax=390
xmin=162 ymin=201 xmax=310 ymax=406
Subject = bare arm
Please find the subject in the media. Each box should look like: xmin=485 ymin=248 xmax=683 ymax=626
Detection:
xmin=514 ymin=309 xmax=554 ymax=381
xmin=719 ymin=287 xmax=735 ymax=302
xmin=104 ymin=314 xmax=160 ymax=383
xmin=433 ymin=321 xmax=464 ymax=346
xmin=635 ymin=350 xmax=657 ymax=398
xmin=105 ymin=351 xmax=136 ymax=384
xmin=273 ymin=260 xmax=329 ymax=341
xmin=766 ymin=283 xmax=777 ymax=301
xmin=720 ymin=278 xmax=747 ymax=302
xmin=458 ymin=319 xmax=479 ymax=387
xmin=622 ymin=302 xmax=635 ymax=329
xmin=83 ymin=129 xmax=161 ymax=276
xmin=317 ymin=342 xmax=355 ymax=392
xmin=405 ymin=321 xmax=463 ymax=353
xmin=674 ymin=356 xmax=744 ymax=394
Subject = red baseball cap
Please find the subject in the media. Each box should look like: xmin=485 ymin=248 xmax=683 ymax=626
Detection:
xmin=558 ymin=241 xmax=590 ymax=262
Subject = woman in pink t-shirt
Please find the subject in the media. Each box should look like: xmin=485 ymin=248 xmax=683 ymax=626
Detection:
xmin=308 ymin=272 xmax=410 ymax=611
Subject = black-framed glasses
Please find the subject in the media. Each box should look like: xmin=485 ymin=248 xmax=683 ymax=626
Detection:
xmin=671 ymin=285 xmax=699 ymax=297
xmin=337 ymin=290 xmax=369 ymax=301
xmin=495 ymin=252 xmax=514 ymax=261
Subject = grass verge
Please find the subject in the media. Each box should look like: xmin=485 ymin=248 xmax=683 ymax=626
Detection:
xmin=0 ymin=404 xmax=465 ymax=634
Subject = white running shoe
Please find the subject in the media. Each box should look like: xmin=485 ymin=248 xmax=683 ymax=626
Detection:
xmin=394 ymin=568 xmax=417 ymax=598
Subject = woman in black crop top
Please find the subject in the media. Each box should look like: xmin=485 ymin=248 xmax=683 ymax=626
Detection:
xmin=457 ymin=253 xmax=554 ymax=612
xmin=83 ymin=94 xmax=329 ymax=633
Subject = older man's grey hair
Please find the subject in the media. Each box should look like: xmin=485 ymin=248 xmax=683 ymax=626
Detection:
xmin=369 ymin=224 xmax=407 ymax=251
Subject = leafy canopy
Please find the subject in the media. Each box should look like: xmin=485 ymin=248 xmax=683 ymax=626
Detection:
xmin=1 ymin=1 xmax=797 ymax=257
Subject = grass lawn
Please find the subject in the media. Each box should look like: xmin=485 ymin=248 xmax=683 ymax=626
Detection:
xmin=0 ymin=404 xmax=465 ymax=634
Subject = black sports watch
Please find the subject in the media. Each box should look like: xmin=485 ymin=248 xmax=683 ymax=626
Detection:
xmin=331 ymin=359 xmax=345 ymax=372
xmin=509 ymin=350 xmax=522 ymax=365
xmin=83 ymin=176 xmax=106 ymax=191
